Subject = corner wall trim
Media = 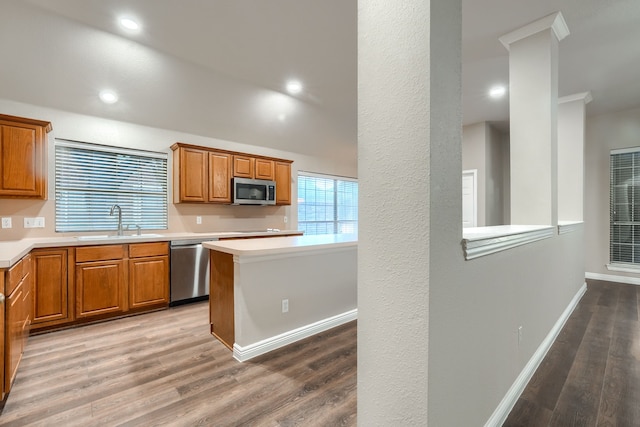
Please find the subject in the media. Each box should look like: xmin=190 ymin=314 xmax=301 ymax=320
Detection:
xmin=484 ymin=282 xmax=587 ymax=427
xmin=586 ymin=271 xmax=640 ymax=286
xmin=233 ymin=309 xmax=358 ymax=362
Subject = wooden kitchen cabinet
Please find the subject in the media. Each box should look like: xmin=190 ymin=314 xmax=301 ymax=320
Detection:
xmin=128 ymin=242 xmax=169 ymax=309
xmin=254 ymin=158 xmax=275 ymax=180
xmin=274 ymin=161 xmax=292 ymax=205
xmin=173 ymin=145 xmax=208 ymax=202
xmin=233 ymin=155 xmax=274 ymax=180
xmin=172 ymin=142 xmax=292 ymax=204
xmin=233 ymin=155 xmax=254 ymax=178
xmin=172 ymin=144 xmax=232 ymax=203
xmin=31 ymin=248 xmax=74 ymax=329
xmin=4 ymin=253 xmax=32 ymax=394
xmin=75 ymin=245 xmax=126 ymax=319
xmin=0 ymin=114 xmax=51 ymax=199
xmin=208 ymin=151 xmax=232 ymax=203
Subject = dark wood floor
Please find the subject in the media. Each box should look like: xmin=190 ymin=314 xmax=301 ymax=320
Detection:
xmin=504 ymin=279 xmax=640 ymax=427
xmin=0 ymin=302 xmax=357 ymax=426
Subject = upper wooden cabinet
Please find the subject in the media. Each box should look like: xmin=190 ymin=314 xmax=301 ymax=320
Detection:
xmin=172 ymin=144 xmax=232 ymax=203
xmin=172 ymin=143 xmax=292 ymax=205
xmin=275 ymin=161 xmax=292 ymax=205
xmin=208 ymin=152 xmax=232 ymax=203
xmin=232 ymin=155 xmax=254 ymax=178
xmin=255 ymin=158 xmax=275 ymax=180
xmin=233 ymin=155 xmax=275 ymax=180
xmin=0 ymin=114 xmax=52 ymax=199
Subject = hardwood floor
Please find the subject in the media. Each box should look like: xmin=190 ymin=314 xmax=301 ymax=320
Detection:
xmin=504 ymin=279 xmax=640 ymax=427
xmin=0 ymin=302 xmax=357 ymax=426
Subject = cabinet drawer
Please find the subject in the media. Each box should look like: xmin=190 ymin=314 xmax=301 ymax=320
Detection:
xmin=76 ymin=245 xmax=126 ymax=263
xmin=129 ymin=242 xmax=169 ymax=258
xmin=6 ymin=255 xmax=29 ymax=296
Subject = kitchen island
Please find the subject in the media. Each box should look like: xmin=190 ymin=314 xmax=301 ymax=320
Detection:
xmin=203 ymin=234 xmax=357 ymax=361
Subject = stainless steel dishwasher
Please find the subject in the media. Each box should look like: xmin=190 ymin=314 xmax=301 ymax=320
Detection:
xmin=170 ymin=238 xmax=215 ymax=306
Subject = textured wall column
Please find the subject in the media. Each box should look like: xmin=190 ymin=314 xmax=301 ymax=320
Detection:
xmin=558 ymin=92 xmax=592 ymax=221
xmin=358 ymin=0 xmax=461 ymax=425
xmin=500 ymin=13 xmax=569 ymax=225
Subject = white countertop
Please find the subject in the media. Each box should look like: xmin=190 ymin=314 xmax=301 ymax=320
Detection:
xmin=0 ymin=230 xmax=303 ymax=268
xmin=203 ymin=233 xmax=358 ymax=257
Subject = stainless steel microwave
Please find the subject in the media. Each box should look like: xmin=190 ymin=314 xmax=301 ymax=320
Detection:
xmin=232 ymin=177 xmax=276 ymax=205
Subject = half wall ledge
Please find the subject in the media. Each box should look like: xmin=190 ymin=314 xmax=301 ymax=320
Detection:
xmin=558 ymin=221 xmax=583 ymax=235
xmin=462 ymin=225 xmax=556 ymax=260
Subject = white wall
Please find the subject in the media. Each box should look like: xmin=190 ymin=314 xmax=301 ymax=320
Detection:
xmin=585 ymin=106 xmax=640 ymax=277
xmin=359 ymin=2 xmax=585 ymax=425
xmin=0 ymin=99 xmax=357 ymax=240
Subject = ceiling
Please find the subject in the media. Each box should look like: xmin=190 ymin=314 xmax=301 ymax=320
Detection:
xmin=1 ymin=0 xmax=639 ymax=159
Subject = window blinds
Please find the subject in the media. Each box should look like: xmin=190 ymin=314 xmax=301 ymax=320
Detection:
xmin=55 ymin=139 xmax=168 ymax=233
xmin=610 ymin=148 xmax=640 ymax=264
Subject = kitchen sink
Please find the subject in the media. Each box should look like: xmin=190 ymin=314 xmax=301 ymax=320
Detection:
xmin=76 ymin=233 xmax=164 ymax=240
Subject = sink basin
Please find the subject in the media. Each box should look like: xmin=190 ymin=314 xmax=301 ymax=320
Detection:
xmin=76 ymin=233 xmax=163 ymax=241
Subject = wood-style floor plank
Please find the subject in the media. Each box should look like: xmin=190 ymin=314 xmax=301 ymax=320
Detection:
xmin=504 ymin=280 xmax=640 ymax=427
xmin=0 ymin=302 xmax=357 ymax=426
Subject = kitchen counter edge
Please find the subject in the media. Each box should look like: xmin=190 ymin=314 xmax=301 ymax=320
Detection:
xmin=0 ymin=230 xmax=303 ymax=269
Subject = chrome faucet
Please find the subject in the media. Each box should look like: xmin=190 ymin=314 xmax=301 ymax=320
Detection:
xmin=110 ymin=204 xmax=123 ymax=236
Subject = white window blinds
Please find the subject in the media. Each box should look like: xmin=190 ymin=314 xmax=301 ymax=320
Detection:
xmin=55 ymin=139 xmax=168 ymax=233
xmin=297 ymin=172 xmax=358 ymax=235
xmin=610 ymin=147 xmax=640 ymax=264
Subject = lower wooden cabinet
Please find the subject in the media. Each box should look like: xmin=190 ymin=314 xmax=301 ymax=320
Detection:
xmin=76 ymin=260 xmax=126 ymax=318
xmin=4 ymin=253 xmax=32 ymax=394
xmin=129 ymin=242 xmax=169 ymax=309
xmin=32 ymin=248 xmax=72 ymax=327
xmin=30 ymin=242 xmax=170 ymax=328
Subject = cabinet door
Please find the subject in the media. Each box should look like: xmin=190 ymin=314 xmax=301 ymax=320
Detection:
xmin=177 ymin=147 xmax=207 ymax=202
xmin=0 ymin=122 xmax=46 ymax=198
xmin=275 ymin=161 xmax=292 ymax=205
xmin=129 ymin=256 xmax=169 ymax=309
xmin=254 ymin=159 xmax=275 ymax=180
xmin=76 ymin=260 xmax=126 ymax=318
xmin=0 ymin=282 xmax=4 ymax=401
xmin=233 ymin=155 xmax=254 ymax=178
xmin=208 ymin=151 xmax=232 ymax=203
xmin=32 ymin=249 xmax=71 ymax=326
xmin=5 ymin=282 xmax=23 ymax=393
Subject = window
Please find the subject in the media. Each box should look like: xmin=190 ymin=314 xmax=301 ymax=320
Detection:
xmin=297 ymin=172 xmax=358 ymax=235
xmin=55 ymin=139 xmax=168 ymax=232
xmin=610 ymin=147 xmax=640 ymax=264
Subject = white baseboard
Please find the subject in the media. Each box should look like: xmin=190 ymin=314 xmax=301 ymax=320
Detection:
xmin=585 ymin=271 xmax=640 ymax=286
xmin=484 ymin=282 xmax=587 ymax=427
xmin=233 ymin=309 xmax=358 ymax=362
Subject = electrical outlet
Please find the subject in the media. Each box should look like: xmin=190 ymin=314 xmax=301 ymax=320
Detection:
xmin=282 ymin=299 xmax=289 ymax=313
xmin=283 ymin=216 xmax=288 ymax=223
xmin=196 ymin=216 xmax=202 ymax=225
xmin=1 ymin=217 xmax=11 ymax=229
xmin=24 ymin=217 xmax=45 ymax=228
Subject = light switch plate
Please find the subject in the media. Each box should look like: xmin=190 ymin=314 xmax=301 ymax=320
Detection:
xmin=1 ymin=217 xmax=11 ymax=229
xmin=24 ymin=217 xmax=45 ymax=228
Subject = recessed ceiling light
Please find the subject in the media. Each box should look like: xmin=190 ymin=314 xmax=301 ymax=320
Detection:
xmin=99 ymin=90 xmax=119 ymax=104
xmin=489 ymin=85 xmax=507 ymax=98
xmin=286 ymin=80 xmax=303 ymax=95
xmin=119 ymin=17 xmax=140 ymax=31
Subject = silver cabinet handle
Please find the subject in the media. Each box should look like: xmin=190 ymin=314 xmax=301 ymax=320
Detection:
xmin=0 ymin=293 xmax=4 ymax=303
